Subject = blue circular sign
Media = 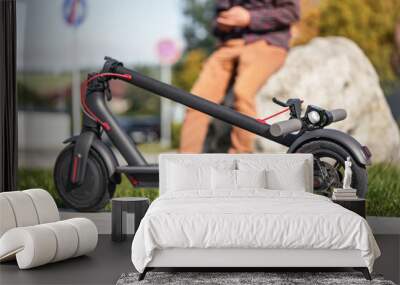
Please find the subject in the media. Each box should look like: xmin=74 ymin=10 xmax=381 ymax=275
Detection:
xmin=63 ymin=0 xmax=87 ymax=27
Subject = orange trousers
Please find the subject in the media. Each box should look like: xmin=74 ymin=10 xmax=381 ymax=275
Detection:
xmin=179 ymin=39 xmax=287 ymax=153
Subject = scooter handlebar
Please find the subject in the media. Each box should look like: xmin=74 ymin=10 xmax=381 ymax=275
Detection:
xmin=328 ymin=109 xmax=347 ymax=123
xmin=270 ymin=119 xmax=303 ymax=137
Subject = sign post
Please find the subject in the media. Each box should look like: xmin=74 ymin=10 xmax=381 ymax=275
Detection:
xmin=156 ymin=39 xmax=180 ymax=148
xmin=63 ymin=0 xmax=87 ymax=135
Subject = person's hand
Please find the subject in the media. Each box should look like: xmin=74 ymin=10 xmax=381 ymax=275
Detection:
xmin=217 ymin=22 xmax=233 ymax=32
xmin=216 ymin=6 xmax=251 ymax=28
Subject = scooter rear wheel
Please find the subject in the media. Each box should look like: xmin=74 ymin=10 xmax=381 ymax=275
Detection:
xmin=54 ymin=144 xmax=115 ymax=212
xmin=294 ymin=140 xmax=368 ymax=198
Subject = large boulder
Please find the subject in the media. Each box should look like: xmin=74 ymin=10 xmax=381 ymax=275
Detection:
xmin=256 ymin=37 xmax=400 ymax=164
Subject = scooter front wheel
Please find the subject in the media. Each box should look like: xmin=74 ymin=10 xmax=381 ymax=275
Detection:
xmin=294 ymin=140 xmax=368 ymax=198
xmin=54 ymin=144 xmax=115 ymax=212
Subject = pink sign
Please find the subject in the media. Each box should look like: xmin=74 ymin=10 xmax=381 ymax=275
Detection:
xmin=157 ymin=39 xmax=180 ymax=65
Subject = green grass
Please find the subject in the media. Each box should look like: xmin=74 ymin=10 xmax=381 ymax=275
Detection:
xmin=17 ymin=168 xmax=64 ymax=206
xmin=137 ymin=143 xmax=173 ymax=154
xmin=17 ymin=168 xmax=159 ymax=211
xmin=366 ymin=164 xmax=400 ymax=217
xmin=17 ymin=163 xmax=400 ymax=216
xmin=103 ymin=177 xmax=159 ymax=211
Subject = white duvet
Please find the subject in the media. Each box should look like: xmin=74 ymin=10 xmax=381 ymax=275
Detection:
xmin=131 ymin=190 xmax=380 ymax=273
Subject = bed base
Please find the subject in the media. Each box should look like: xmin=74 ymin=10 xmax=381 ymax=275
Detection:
xmin=138 ymin=248 xmax=372 ymax=281
xmin=138 ymin=267 xmax=371 ymax=281
xmin=354 ymin=267 xmax=372 ymax=280
xmin=138 ymin=268 xmax=150 ymax=281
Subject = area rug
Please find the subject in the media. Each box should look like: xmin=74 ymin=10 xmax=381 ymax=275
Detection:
xmin=116 ymin=272 xmax=395 ymax=285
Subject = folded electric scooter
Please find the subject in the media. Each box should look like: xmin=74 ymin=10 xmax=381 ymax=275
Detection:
xmin=54 ymin=57 xmax=372 ymax=211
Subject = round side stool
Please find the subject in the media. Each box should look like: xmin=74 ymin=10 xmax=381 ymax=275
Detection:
xmin=111 ymin=197 xmax=150 ymax=242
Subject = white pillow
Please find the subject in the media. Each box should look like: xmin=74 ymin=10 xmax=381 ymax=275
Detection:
xmin=166 ymin=159 xmax=236 ymax=192
xmin=266 ymin=166 xmax=306 ymax=191
xmin=236 ymin=169 xmax=267 ymax=189
xmin=237 ymin=159 xmax=306 ymax=191
xmin=211 ymin=169 xmax=267 ymax=191
xmin=167 ymin=162 xmax=210 ymax=191
xmin=211 ymin=168 xmax=236 ymax=190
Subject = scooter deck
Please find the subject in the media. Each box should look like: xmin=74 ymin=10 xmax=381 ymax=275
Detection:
xmin=116 ymin=165 xmax=159 ymax=187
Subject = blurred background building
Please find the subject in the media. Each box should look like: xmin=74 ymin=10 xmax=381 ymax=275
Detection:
xmin=17 ymin=0 xmax=184 ymax=167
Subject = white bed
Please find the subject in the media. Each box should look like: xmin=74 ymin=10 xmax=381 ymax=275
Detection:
xmin=131 ymin=154 xmax=380 ymax=280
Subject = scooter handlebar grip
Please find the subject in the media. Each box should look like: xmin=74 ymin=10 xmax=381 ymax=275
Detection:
xmin=329 ymin=109 xmax=347 ymax=123
xmin=270 ymin=119 xmax=302 ymax=137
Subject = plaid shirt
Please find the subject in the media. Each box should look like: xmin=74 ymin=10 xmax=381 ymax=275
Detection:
xmin=213 ymin=0 xmax=300 ymax=49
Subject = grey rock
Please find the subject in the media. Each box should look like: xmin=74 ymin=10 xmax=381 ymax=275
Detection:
xmin=256 ymin=37 xmax=400 ymax=164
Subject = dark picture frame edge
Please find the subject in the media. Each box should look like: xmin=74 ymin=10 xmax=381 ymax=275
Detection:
xmin=0 ymin=0 xmax=17 ymax=192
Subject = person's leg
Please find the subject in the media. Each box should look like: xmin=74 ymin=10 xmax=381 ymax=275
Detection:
xmin=230 ymin=40 xmax=287 ymax=153
xmin=179 ymin=40 xmax=243 ymax=153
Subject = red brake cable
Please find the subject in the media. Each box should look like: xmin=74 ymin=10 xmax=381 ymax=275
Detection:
xmin=257 ymin=100 xmax=304 ymax=124
xmin=86 ymin=73 xmax=132 ymax=83
xmin=256 ymin=107 xmax=290 ymax=124
xmin=81 ymin=73 xmax=132 ymax=131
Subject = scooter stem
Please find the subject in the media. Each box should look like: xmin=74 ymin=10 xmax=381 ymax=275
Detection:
xmin=103 ymin=57 xmax=297 ymax=147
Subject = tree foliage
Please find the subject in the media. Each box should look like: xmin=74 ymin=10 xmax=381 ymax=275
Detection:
xmin=173 ymin=0 xmax=214 ymax=91
xmin=291 ymin=0 xmax=320 ymax=46
xmin=182 ymin=0 xmax=216 ymax=54
xmin=173 ymin=49 xmax=207 ymax=91
xmin=318 ymin=0 xmax=400 ymax=81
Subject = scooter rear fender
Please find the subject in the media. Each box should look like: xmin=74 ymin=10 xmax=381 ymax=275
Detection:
xmin=287 ymin=129 xmax=371 ymax=166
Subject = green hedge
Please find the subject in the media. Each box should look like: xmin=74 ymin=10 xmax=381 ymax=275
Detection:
xmin=17 ymin=163 xmax=400 ymax=216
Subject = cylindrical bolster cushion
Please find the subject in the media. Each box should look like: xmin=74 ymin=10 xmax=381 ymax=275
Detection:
xmin=0 ymin=192 xmax=39 ymax=227
xmin=24 ymin=189 xmax=59 ymax=223
xmin=64 ymin=218 xmax=98 ymax=257
xmin=0 ymin=226 xmax=57 ymax=269
xmin=0 ymin=218 xmax=97 ymax=269
xmin=42 ymin=221 xmax=79 ymax=262
xmin=0 ymin=196 xmax=17 ymax=237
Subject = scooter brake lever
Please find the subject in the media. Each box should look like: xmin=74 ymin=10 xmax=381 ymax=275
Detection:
xmin=272 ymin=97 xmax=288 ymax=107
xmin=286 ymin=99 xmax=302 ymax=119
xmin=103 ymin=56 xmax=123 ymax=73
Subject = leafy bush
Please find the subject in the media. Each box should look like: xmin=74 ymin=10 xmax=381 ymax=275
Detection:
xmin=17 ymin=163 xmax=400 ymax=216
xmin=319 ymin=0 xmax=400 ymax=81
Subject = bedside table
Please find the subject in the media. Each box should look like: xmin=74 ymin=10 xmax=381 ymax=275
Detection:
xmin=111 ymin=197 xmax=150 ymax=242
xmin=332 ymin=198 xmax=366 ymax=218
